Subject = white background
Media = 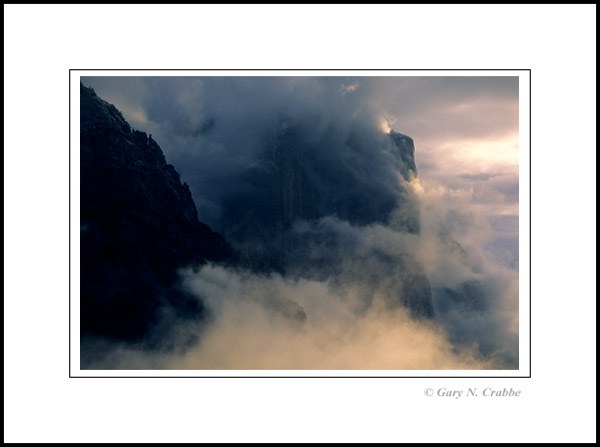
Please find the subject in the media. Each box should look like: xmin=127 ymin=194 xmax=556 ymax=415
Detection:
xmin=4 ymin=4 xmax=596 ymax=443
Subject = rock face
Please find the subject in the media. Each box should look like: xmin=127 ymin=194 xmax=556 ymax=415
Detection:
xmin=218 ymin=118 xmax=434 ymax=318
xmin=222 ymin=120 xmax=420 ymax=266
xmin=80 ymin=84 xmax=235 ymax=342
xmin=388 ymin=130 xmax=421 ymax=235
xmin=389 ymin=130 xmax=417 ymax=175
xmin=80 ymin=83 xmax=435 ymax=346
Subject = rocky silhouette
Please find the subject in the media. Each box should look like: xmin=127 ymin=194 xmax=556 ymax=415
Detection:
xmin=80 ymin=84 xmax=235 ymax=343
xmin=79 ymin=83 xmax=436 ymax=351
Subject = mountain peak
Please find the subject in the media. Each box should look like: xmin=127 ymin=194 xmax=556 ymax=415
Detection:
xmin=389 ymin=129 xmax=417 ymax=176
xmin=80 ymin=83 xmax=235 ymax=342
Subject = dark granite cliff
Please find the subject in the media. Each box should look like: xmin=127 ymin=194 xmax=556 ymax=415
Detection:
xmin=389 ymin=130 xmax=417 ymax=175
xmin=218 ymin=118 xmax=434 ymax=318
xmin=80 ymin=83 xmax=235 ymax=342
xmin=80 ymin=84 xmax=434 ymax=348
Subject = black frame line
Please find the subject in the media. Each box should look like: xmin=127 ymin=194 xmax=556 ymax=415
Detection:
xmin=69 ymin=68 xmax=532 ymax=379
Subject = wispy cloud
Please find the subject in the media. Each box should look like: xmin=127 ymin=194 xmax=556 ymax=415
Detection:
xmin=341 ymin=80 xmax=360 ymax=96
xmin=80 ymin=75 xmax=520 ymax=370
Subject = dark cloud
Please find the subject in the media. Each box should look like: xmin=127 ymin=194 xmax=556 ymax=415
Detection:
xmin=83 ymin=75 xmax=518 ymax=227
xmin=80 ymin=75 xmax=520 ymax=370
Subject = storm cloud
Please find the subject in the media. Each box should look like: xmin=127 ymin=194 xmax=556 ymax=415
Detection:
xmin=81 ymin=75 xmax=520 ymax=370
xmin=83 ymin=76 xmax=519 ymax=250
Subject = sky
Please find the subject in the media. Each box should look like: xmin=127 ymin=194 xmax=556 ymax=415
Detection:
xmin=80 ymin=75 xmax=521 ymax=370
xmin=82 ymin=75 xmax=519 ymax=269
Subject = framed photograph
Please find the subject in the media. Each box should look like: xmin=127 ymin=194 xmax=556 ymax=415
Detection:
xmin=6 ymin=3 xmax=597 ymax=443
xmin=70 ymin=70 xmax=530 ymax=377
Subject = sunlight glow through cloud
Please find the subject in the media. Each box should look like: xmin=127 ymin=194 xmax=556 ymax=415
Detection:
xmin=379 ymin=118 xmax=391 ymax=134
